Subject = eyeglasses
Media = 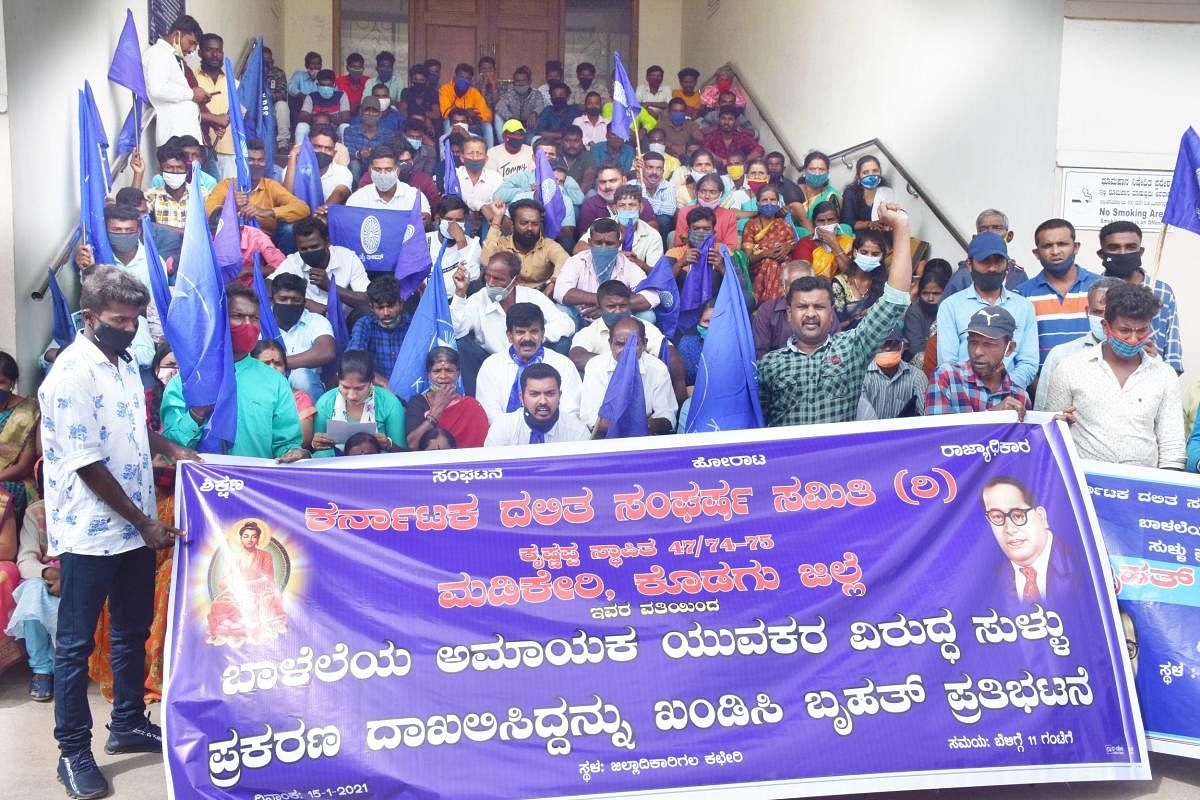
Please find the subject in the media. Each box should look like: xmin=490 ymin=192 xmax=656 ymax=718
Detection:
xmin=1125 ymin=639 xmax=1138 ymax=660
xmin=984 ymin=507 xmax=1034 ymax=527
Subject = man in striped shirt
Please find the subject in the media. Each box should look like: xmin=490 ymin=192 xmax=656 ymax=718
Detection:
xmin=1014 ymin=218 xmax=1100 ymax=367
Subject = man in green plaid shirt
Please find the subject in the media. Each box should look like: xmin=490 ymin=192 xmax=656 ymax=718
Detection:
xmin=758 ymin=205 xmax=913 ymax=426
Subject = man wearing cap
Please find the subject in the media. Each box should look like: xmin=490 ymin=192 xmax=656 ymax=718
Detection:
xmin=487 ymin=120 xmax=536 ymax=181
xmin=926 ymin=306 xmax=1030 ymax=418
xmin=860 ymin=323 xmax=927 ymax=418
xmin=935 ymin=231 xmax=1039 ymax=388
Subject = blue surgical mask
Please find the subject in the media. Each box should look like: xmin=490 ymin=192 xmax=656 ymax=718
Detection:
xmin=454 ymin=77 xmax=471 ymax=94
xmin=406 ymin=136 xmax=422 ymax=150
xmin=615 ymin=209 xmax=638 ymax=225
xmin=804 ymin=171 xmax=829 ymax=188
xmin=316 ymin=85 xmax=336 ymax=99
xmin=854 ymin=253 xmax=882 ymax=272
xmin=696 ymin=324 xmax=708 ymax=339
xmin=757 ymin=202 xmax=780 ymax=217
xmin=438 ymin=219 xmax=455 ymax=240
xmin=1088 ymin=315 xmax=1105 ymax=341
xmin=860 ymin=174 xmax=882 ymax=189
xmin=670 ymin=110 xmax=686 ymax=125
xmin=600 ymin=310 xmax=630 ymax=329
xmin=1107 ymin=333 xmax=1148 ymax=359
xmin=1039 ymin=252 xmax=1075 ymax=278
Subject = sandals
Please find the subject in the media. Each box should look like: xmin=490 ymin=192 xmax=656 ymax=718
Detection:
xmin=29 ymin=673 xmax=53 ymax=702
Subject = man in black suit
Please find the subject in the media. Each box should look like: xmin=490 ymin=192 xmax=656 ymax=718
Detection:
xmin=982 ymin=475 xmax=1076 ymax=605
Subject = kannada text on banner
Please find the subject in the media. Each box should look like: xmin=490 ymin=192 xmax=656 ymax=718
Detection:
xmin=164 ymin=417 xmax=1147 ymax=799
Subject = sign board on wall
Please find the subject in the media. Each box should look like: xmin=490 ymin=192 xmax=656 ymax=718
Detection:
xmin=1060 ymin=168 xmax=1172 ymax=231
xmin=149 ymin=0 xmax=186 ymax=44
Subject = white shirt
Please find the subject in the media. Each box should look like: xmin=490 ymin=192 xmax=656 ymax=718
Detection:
xmin=450 ymin=286 xmax=575 ymax=355
xmin=485 ymin=408 xmax=592 ymax=447
xmin=427 ymin=231 xmax=482 ymax=296
xmin=1042 ymin=345 xmax=1186 ymax=469
xmin=553 ymin=250 xmax=659 ymax=308
xmin=475 ymin=348 xmax=582 ymax=424
xmin=38 ymin=334 xmax=154 ymax=557
xmin=143 ymin=38 xmax=202 ymax=146
xmin=346 ymin=182 xmax=431 ymax=215
xmin=485 ymin=143 xmax=535 ymax=181
xmin=579 ymin=350 xmax=678 ymax=431
xmin=1008 ymin=532 xmax=1054 ymax=601
xmin=1034 ymin=332 xmax=1101 ymax=412
xmin=571 ymin=318 xmax=665 ymax=360
xmin=455 ymin=166 xmax=503 ymax=211
xmin=579 ymin=220 xmax=665 ymax=272
xmin=280 ymin=309 xmax=335 ymax=392
xmin=284 ymin=163 xmax=354 ymax=201
xmin=273 ymin=246 xmax=370 ymax=306
xmin=636 ymin=83 xmax=673 ymax=106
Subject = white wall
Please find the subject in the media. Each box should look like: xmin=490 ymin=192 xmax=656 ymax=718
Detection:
xmin=681 ymin=0 xmax=1066 ymax=268
xmin=1058 ymin=18 xmax=1200 ymax=374
xmin=0 ymin=0 xmax=281 ymax=379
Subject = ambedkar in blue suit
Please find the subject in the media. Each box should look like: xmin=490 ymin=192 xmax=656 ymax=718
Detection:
xmin=982 ymin=475 xmax=1077 ymax=605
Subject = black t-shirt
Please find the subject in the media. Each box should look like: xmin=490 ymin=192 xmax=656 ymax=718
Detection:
xmin=400 ymin=85 xmax=440 ymax=117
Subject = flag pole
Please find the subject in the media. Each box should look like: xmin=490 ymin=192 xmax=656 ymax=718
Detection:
xmin=632 ymin=121 xmax=644 ymax=185
xmin=1149 ymin=222 xmax=1168 ymax=288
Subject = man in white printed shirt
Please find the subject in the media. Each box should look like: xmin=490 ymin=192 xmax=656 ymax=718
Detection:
xmin=451 ymin=252 xmax=575 ymax=356
xmin=474 ymin=302 xmax=582 ymax=424
xmin=580 ymin=317 xmax=678 ymax=435
xmin=37 ymin=267 xmax=194 ymax=799
xmin=485 ymin=363 xmax=590 ymax=446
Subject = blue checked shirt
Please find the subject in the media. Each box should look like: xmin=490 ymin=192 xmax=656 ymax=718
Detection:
xmin=1149 ymin=279 xmax=1183 ymax=373
xmin=349 ymin=314 xmax=413 ymax=379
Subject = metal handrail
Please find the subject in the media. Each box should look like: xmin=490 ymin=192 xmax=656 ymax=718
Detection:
xmin=32 ymin=38 xmax=255 ymax=300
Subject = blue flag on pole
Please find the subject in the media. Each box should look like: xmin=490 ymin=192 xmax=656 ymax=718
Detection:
xmin=621 ymin=218 xmax=636 ymax=253
xmin=47 ymin=268 xmax=76 ymax=349
xmin=634 ymin=255 xmax=681 ymax=340
xmin=78 ymin=89 xmax=115 ymax=265
xmin=293 ymin=136 xmax=325 ymax=211
xmin=389 ymin=241 xmax=456 ymax=401
xmin=1162 ymin=127 xmax=1200 ymax=236
xmin=116 ymin=102 xmax=141 ymax=157
xmin=610 ymin=51 xmax=641 ymax=142
xmin=82 ymin=81 xmax=112 ymax=190
xmin=442 ymin=137 xmax=461 ymax=197
xmin=597 ymin=331 xmax=648 ymax=438
xmin=252 ymin=254 xmax=283 ymax=346
xmin=685 ymin=246 xmax=764 ymax=433
xmin=678 ymin=232 xmax=714 ymax=331
xmin=239 ymin=38 xmax=275 ymax=155
xmin=535 ymin=148 xmax=567 ymax=239
xmin=328 ymin=205 xmax=415 ymax=281
xmin=322 ymin=276 xmax=351 ymax=386
xmin=140 ymin=215 xmax=172 ymax=321
xmin=396 ymin=190 xmax=433 ymax=298
xmin=224 ymin=57 xmax=252 ymax=193
xmin=213 ymin=188 xmax=243 ymax=285
xmin=167 ymin=163 xmax=238 ymax=453
xmin=108 ymin=8 xmax=148 ymax=103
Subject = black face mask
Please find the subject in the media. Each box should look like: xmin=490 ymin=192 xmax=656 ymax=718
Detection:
xmin=523 ymin=407 xmax=559 ymax=433
xmin=299 ymin=248 xmax=329 ymax=269
xmin=273 ymin=302 xmax=305 ymax=330
xmin=1102 ymin=251 xmax=1142 ymax=279
xmin=971 ymin=269 xmax=1005 ymax=293
xmin=315 ymin=152 xmax=333 ymax=170
xmin=919 ymin=299 xmax=938 ymax=317
xmin=397 ymin=161 xmax=415 ymax=181
xmin=93 ymin=323 xmax=136 ymax=359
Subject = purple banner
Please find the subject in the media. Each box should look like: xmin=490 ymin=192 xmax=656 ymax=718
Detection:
xmin=164 ymin=417 xmax=1147 ymax=798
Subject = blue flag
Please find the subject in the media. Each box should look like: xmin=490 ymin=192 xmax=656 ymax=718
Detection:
xmin=442 ymin=137 xmax=461 ymax=197
xmin=47 ymin=268 xmax=76 ymax=349
xmin=621 ymin=218 xmax=636 ymax=253
xmin=213 ymin=188 xmax=243 ymax=285
xmin=78 ymin=88 xmax=115 ymax=265
xmin=389 ymin=241 xmax=456 ymax=401
xmin=610 ymin=51 xmax=641 ymax=142
xmin=108 ymin=8 xmax=148 ymax=102
xmin=678 ymin=232 xmax=714 ymax=331
xmin=253 ymin=254 xmax=282 ymax=346
xmin=535 ymin=148 xmax=567 ymax=239
xmin=239 ymin=38 xmax=275 ymax=156
xmin=328 ymin=204 xmax=416 ymax=281
xmin=321 ymin=276 xmax=350 ymax=387
xmin=685 ymin=246 xmax=764 ymax=433
xmin=634 ymin=255 xmax=681 ymax=340
xmin=141 ymin=215 xmax=172 ymax=321
xmin=395 ymin=188 xmax=433 ymax=298
xmin=167 ymin=163 xmax=238 ymax=453
xmin=224 ymin=56 xmax=252 ymax=193
xmin=116 ymin=100 xmax=142 ymax=157
xmin=293 ymin=136 xmax=325 ymax=211
xmin=597 ymin=331 xmax=648 ymax=438
xmin=1162 ymin=127 xmax=1200 ymax=236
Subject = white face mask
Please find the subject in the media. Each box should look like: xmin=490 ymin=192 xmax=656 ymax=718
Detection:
xmin=163 ymin=172 xmax=187 ymax=190
xmin=648 ymin=143 xmax=666 ymax=154
xmin=371 ymin=169 xmax=399 ymax=192
xmin=378 ymin=97 xmax=390 ymax=111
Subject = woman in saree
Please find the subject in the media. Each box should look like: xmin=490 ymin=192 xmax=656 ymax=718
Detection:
xmin=743 ymin=182 xmax=798 ymax=304
xmin=0 ymin=351 xmax=39 ymax=527
xmin=405 ymin=347 xmax=489 ymax=449
xmin=786 ymin=150 xmax=842 ymax=223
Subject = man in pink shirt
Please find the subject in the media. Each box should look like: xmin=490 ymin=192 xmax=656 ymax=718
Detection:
xmin=553 ymin=218 xmax=659 ymax=328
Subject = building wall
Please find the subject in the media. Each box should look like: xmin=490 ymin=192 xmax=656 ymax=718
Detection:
xmin=636 ymin=0 xmax=682 ymax=81
xmin=282 ymin=0 xmax=334 ymax=71
xmin=0 ymin=0 xmax=282 ymax=379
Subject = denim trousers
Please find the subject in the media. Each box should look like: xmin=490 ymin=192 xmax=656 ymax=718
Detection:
xmin=54 ymin=546 xmax=156 ymax=755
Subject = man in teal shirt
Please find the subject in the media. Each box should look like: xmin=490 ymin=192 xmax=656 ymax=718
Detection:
xmin=161 ymin=284 xmax=309 ymax=460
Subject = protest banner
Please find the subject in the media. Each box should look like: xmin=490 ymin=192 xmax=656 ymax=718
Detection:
xmin=164 ymin=415 xmax=1148 ymax=798
xmin=1083 ymin=461 xmax=1200 ymax=759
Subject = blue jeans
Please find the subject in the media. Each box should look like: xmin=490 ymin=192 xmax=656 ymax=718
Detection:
xmin=54 ymin=547 xmax=156 ymax=755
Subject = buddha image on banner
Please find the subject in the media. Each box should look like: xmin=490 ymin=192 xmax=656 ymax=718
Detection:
xmin=205 ymin=518 xmax=290 ymax=647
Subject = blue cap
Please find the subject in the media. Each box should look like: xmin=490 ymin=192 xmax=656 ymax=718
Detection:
xmin=967 ymin=231 xmax=1008 ymax=262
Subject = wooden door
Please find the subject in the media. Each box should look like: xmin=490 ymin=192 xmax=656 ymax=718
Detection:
xmin=409 ymin=0 xmax=489 ymax=76
xmin=491 ymin=0 xmax=563 ymax=76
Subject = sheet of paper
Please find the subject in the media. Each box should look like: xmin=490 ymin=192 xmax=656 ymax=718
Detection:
xmin=324 ymin=419 xmax=379 ymax=446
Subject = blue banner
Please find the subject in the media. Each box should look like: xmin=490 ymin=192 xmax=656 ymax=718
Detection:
xmin=1083 ymin=460 xmax=1200 ymax=758
xmin=165 ymin=418 xmax=1147 ymax=798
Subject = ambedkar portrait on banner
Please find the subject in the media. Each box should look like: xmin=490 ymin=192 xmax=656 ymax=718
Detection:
xmin=981 ymin=475 xmax=1077 ymax=605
